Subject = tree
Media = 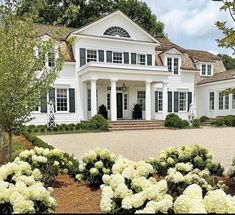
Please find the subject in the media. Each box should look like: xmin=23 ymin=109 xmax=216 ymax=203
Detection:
xmin=213 ymin=0 xmax=235 ymax=54
xmin=218 ymin=54 xmax=235 ymax=70
xmin=19 ymin=0 xmax=165 ymax=38
xmin=0 ymin=0 xmax=63 ymax=162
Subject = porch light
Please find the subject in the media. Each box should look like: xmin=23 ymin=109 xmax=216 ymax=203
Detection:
xmin=121 ymin=83 xmax=128 ymax=93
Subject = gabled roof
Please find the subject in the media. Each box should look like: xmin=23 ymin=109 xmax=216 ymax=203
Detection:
xmin=186 ymin=49 xmax=221 ymax=62
xmin=198 ymin=69 xmax=235 ymax=85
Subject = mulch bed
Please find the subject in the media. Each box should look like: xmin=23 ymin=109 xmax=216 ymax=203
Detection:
xmin=51 ymin=174 xmax=101 ymax=214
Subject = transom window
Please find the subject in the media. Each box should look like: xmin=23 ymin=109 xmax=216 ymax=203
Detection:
xmin=201 ymin=64 xmax=213 ymax=76
xmin=167 ymin=57 xmax=179 ymax=74
xmin=104 ymin=26 xmax=130 ymax=38
xmin=137 ymin=91 xmax=145 ymax=111
xmin=137 ymin=54 xmax=146 ymax=65
xmin=113 ymin=52 xmax=122 ymax=64
xmin=209 ymin=92 xmax=214 ymax=110
xmin=179 ymin=92 xmax=187 ymax=111
xmin=56 ymin=89 xmax=68 ymax=112
xmin=87 ymin=50 xmax=97 ymax=63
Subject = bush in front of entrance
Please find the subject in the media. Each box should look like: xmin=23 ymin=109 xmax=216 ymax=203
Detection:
xmin=211 ymin=118 xmax=225 ymax=127
xmin=76 ymin=148 xmax=116 ymax=186
xmin=98 ymin=105 xmax=108 ymax=119
xmin=165 ymin=113 xmax=189 ymax=129
xmin=200 ymin=116 xmax=209 ymax=123
xmin=88 ymin=114 xmax=109 ymax=131
xmin=223 ymin=115 xmax=235 ymax=127
xmin=192 ymin=118 xmax=201 ymax=128
xmin=148 ymin=145 xmax=224 ymax=176
xmin=132 ymin=104 xmax=142 ymax=120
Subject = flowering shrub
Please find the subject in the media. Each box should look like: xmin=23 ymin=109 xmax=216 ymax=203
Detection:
xmin=0 ymin=159 xmax=56 ymax=214
xmin=149 ymin=145 xmax=224 ymax=176
xmin=174 ymin=184 xmax=235 ymax=214
xmin=19 ymin=147 xmax=80 ymax=186
xmin=228 ymin=157 xmax=235 ymax=178
xmin=76 ymin=148 xmax=116 ymax=186
xmin=100 ymin=157 xmax=173 ymax=214
xmin=165 ymin=162 xmax=227 ymax=198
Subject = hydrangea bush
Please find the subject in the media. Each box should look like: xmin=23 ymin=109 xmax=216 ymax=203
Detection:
xmin=228 ymin=157 xmax=235 ymax=178
xmin=19 ymin=147 xmax=80 ymax=186
xmin=148 ymin=145 xmax=224 ymax=176
xmin=76 ymin=148 xmax=116 ymax=186
xmin=100 ymin=157 xmax=173 ymax=214
xmin=165 ymin=162 xmax=227 ymax=198
xmin=0 ymin=159 xmax=56 ymax=214
xmin=174 ymin=184 xmax=235 ymax=214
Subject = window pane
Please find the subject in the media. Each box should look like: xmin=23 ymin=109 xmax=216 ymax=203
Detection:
xmin=233 ymin=94 xmax=235 ymax=109
xmin=179 ymin=92 xmax=186 ymax=111
xmin=137 ymin=54 xmax=146 ymax=65
xmin=174 ymin=58 xmax=179 ymax=74
xmin=107 ymin=94 xmax=110 ymax=110
xmin=209 ymin=92 xmax=214 ymax=110
xmin=167 ymin=58 xmax=172 ymax=72
xmin=137 ymin=91 xmax=145 ymax=111
xmin=219 ymin=92 xmax=223 ymax=110
xmin=88 ymin=89 xmax=91 ymax=111
xmin=124 ymin=94 xmax=128 ymax=110
xmin=207 ymin=65 xmax=212 ymax=76
xmin=225 ymin=94 xmax=229 ymax=110
xmin=113 ymin=52 xmax=122 ymax=63
xmin=87 ymin=50 xmax=97 ymax=63
xmin=202 ymin=64 xmax=206 ymax=75
xmin=48 ymin=48 xmax=55 ymax=67
xmin=158 ymin=91 xmax=163 ymax=111
xmin=57 ymin=89 xmax=68 ymax=112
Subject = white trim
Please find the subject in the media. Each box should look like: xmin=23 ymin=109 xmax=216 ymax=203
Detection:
xmin=55 ymin=88 xmax=70 ymax=113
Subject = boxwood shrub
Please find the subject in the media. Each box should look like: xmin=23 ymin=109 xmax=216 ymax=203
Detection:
xmin=165 ymin=113 xmax=189 ymax=129
xmin=192 ymin=118 xmax=201 ymax=128
xmin=211 ymin=118 xmax=225 ymax=127
xmin=223 ymin=115 xmax=235 ymax=126
xmin=200 ymin=116 xmax=209 ymax=123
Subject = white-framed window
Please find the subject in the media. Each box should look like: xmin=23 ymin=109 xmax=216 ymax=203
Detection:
xmin=232 ymin=94 xmax=235 ymax=109
xmin=225 ymin=94 xmax=229 ymax=110
xmin=209 ymin=92 xmax=214 ymax=110
xmin=137 ymin=91 xmax=145 ymax=111
xmin=107 ymin=94 xmax=110 ymax=110
xmin=124 ymin=94 xmax=128 ymax=110
xmin=179 ymin=92 xmax=187 ymax=112
xmin=48 ymin=47 xmax=56 ymax=68
xmin=201 ymin=64 xmax=213 ymax=76
xmin=87 ymin=50 xmax=97 ymax=63
xmin=158 ymin=91 xmax=163 ymax=111
xmin=219 ymin=92 xmax=224 ymax=110
xmin=113 ymin=52 xmax=122 ymax=64
xmin=167 ymin=57 xmax=179 ymax=74
xmin=56 ymin=89 xmax=68 ymax=112
xmin=136 ymin=54 xmax=146 ymax=65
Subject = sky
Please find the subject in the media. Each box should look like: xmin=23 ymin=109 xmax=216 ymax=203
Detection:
xmin=143 ymin=0 xmax=234 ymax=56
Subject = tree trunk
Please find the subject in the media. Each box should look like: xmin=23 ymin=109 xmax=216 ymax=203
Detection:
xmin=0 ymin=128 xmax=4 ymax=164
xmin=8 ymin=131 xmax=13 ymax=162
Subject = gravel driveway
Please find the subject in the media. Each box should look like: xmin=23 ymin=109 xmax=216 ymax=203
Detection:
xmin=39 ymin=127 xmax=235 ymax=170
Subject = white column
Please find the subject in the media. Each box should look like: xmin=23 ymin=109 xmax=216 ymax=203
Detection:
xmin=82 ymin=81 xmax=88 ymax=120
xmin=214 ymin=90 xmax=218 ymax=118
xmin=145 ymin=80 xmax=152 ymax=120
xmin=162 ymin=82 xmax=168 ymax=119
xmin=90 ymin=79 xmax=97 ymax=117
xmin=111 ymin=79 xmax=117 ymax=121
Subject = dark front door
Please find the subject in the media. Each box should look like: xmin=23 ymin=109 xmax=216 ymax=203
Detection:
xmin=117 ymin=93 xmax=123 ymax=119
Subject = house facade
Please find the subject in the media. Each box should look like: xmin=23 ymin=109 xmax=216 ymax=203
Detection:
xmin=30 ymin=10 xmax=235 ymax=125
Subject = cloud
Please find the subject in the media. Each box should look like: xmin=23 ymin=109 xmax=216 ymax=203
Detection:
xmin=209 ymin=50 xmax=219 ymax=56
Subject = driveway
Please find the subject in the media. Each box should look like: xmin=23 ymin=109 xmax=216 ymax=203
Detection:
xmin=39 ymin=127 xmax=235 ymax=170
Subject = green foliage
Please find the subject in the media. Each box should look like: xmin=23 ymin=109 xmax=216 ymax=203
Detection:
xmin=20 ymin=0 xmax=165 ymax=38
xmin=192 ymin=118 xmax=201 ymax=128
xmin=228 ymin=157 xmax=235 ymax=178
xmin=223 ymin=115 xmax=235 ymax=126
xmin=165 ymin=114 xmax=189 ymax=129
xmin=211 ymin=118 xmax=225 ymax=127
xmin=148 ymin=145 xmax=224 ymax=176
xmin=88 ymin=114 xmax=109 ymax=131
xmin=200 ymin=116 xmax=209 ymax=123
xmin=218 ymin=54 xmax=235 ymax=70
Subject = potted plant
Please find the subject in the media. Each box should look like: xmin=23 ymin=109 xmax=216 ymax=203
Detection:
xmin=98 ymin=104 xmax=108 ymax=119
xmin=132 ymin=104 xmax=142 ymax=120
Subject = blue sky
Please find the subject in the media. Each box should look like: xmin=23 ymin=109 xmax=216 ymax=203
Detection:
xmin=143 ymin=0 xmax=234 ymax=56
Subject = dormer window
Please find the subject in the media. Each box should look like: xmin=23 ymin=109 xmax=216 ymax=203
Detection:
xmin=201 ymin=64 xmax=213 ymax=76
xmin=48 ymin=48 xmax=56 ymax=67
xmin=167 ymin=57 xmax=179 ymax=74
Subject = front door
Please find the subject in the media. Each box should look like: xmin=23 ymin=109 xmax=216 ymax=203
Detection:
xmin=117 ymin=93 xmax=123 ymax=119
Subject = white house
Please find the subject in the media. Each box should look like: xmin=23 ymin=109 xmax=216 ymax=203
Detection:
xmin=30 ymin=10 xmax=235 ymax=125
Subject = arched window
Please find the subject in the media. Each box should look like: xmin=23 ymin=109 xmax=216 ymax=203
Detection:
xmin=104 ymin=26 xmax=130 ymax=38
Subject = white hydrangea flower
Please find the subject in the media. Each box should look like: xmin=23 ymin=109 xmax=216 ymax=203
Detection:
xmin=102 ymin=175 xmax=111 ymax=185
xmin=122 ymin=197 xmax=133 ymax=210
xmin=110 ymin=174 xmax=125 ymax=189
xmin=100 ymin=196 xmax=113 ymax=213
xmin=183 ymin=184 xmax=203 ymax=200
xmin=131 ymin=193 xmax=145 ymax=208
xmin=115 ymin=183 xmax=132 ymax=199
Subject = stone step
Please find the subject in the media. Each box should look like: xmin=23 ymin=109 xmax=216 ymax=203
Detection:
xmin=111 ymin=126 xmax=166 ymax=131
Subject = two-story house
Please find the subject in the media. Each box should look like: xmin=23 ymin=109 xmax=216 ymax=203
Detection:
xmin=30 ymin=10 xmax=234 ymax=125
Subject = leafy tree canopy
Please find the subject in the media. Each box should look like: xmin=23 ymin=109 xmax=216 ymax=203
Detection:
xmin=19 ymin=0 xmax=165 ymax=38
xmin=218 ymin=53 xmax=235 ymax=70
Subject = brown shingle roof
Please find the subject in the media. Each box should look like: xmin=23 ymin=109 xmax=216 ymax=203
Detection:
xmin=198 ymin=70 xmax=235 ymax=85
xmin=59 ymin=41 xmax=75 ymax=62
xmin=186 ymin=49 xmax=220 ymax=62
xmin=156 ymin=37 xmax=186 ymax=53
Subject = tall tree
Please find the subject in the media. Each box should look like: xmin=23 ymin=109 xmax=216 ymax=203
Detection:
xmin=0 ymin=0 xmax=63 ymax=162
xmin=19 ymin=0 xmax=165 ymax=38
xmin=218 ymin=53 xmax=235 ymax=70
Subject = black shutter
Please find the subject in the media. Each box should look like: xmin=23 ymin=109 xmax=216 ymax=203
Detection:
xmin=107 ymin=51 xmax=112 ymax=63
xmin=41 ymin=94 xmax=47 ymax=113
xmin=188 ymin=92 xmax=192 ymax=111
xmin=147 ymin=54 xmax=152 ymax=66
xmin=98 ymin=50 xmax=104 ymax=62
xmin=69 ymin=88 xmax=75 ymax=113
xmin=49 ymin=88 xmax=56 ymax=112
xmin=168 ymin=91 xmax=172 ymax=112
xmin=174 ymin=92 xmax=179 ymax=112
xmin=131 ymin=53 xmax=136 ymax=64
xmin=155 ymin=91 xmax=158 ymax=112
xmin=124 ymin=52 xmax=129 ymax=64
xmin=80 ymin=48 xmax=86 ymax=67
